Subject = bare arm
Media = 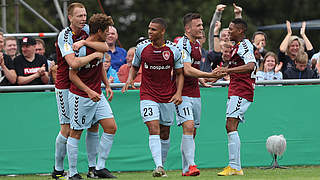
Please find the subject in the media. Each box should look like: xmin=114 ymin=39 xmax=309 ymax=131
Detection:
xmin=65 ymin=52 xmax=103 ymax=69
xmin=300 ymin=21 xmax=313 ymax=51
xmin=169 ymin=68 xmax=184 ymax=105
xmin=233 ymin=3 xmax=242 ymax=19
xmin=121 ymin=65 xmax=139 ymax=93
xmin=17 ymin=73 xmax=40 ymax=85
xmin=208 ymin=4 xmax=225 ymax=51
xmin=40 ymin=72 xmax=49 ymax=84
xmin=0 ymin=60 xmax=16 ymax=85
xmin=213 ymin=21 xmax=222 ymax=52
xmin=184 ymin=62 xmax=222 ymax=78
xmin=226 ymin=62 xmax=256 ymax=74
xmin=69 ymin=69 xmax=101 ymax=102
xmin=101 ymin=65 xmax=113 ymax=101
xmin=73 ymin=40 xmax=109 ymax=52
xmin=279 ymin=20 xmax=292 ymax=53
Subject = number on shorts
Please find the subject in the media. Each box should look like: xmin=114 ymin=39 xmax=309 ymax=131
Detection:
xmin=143 ymin=107 xmax=153 ymax=117
xmin=182 ymin=107 xmax=190 ymax=116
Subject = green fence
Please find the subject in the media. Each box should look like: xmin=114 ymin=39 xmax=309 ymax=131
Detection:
xmin=0 ymin=85 xmax=320 ymax=175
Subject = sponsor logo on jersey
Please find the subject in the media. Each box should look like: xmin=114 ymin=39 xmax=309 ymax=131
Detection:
xmin=182 ymin=50 xmax=187 ymax=60
xmin=144 ymin=63 xmax=171 ymax=70
xmin=153 ymin=50 xmax=161 ymax=54
xmin=162 ymin=51 xmax=170 ymax=60
xmin=24 ymin=67 xmax=41 ymax=75
xmin=64 ymin=43 xmax=71 ymax=52
xmin=193 ymin=60 xmax=201 ymax=65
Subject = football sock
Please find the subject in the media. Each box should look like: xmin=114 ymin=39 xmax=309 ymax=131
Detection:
xmin=86 ymin=131 xmax=99 ymax=168
xmin=96 ymin=132 xmax=114 ymax=170
xmin=67 ymin=137 xmax=79 ymax=177
xmin=55 ymin=132 xmax=67 ymax=171
xmin=228 ymin=131 xmax=241 ymax=170
xmin=181 ymin=143 xmax=188 ymax=173
xmin=181 ymin=135 xmax=195 ymax=168
xmin=149 ymin=135 xmax=162 ymax=168
xmin=161 ymin=138 xmax=170 ymax=166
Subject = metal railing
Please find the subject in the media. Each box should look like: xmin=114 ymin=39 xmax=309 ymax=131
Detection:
xmin=1 ymin=79 xmax=320 ymax=92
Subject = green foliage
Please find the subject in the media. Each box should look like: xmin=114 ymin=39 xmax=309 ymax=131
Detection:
xmin=2 ymin=0 xmax=320 ymax=54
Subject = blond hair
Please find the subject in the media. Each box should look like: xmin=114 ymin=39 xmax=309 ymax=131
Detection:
xmin=67 ymin=2 xmax=85 ymax=16
xmin=295 ymin=52 xmax=308 ymax=64
xmin=259 ymin=51 xmax=278 ymax=71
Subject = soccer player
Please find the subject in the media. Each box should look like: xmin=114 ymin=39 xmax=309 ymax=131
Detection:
xmin=52 ymin=2 xmax=109 ymax=179
xmin=217 ymin=18 xmax=256 ymax=176
xmin=175 ymin=13 xmax=225 ymax=176
xmin=122 ymin=17 xmax=184 ymax=177
xmin=67 ymin=13 xmax=116 ymax=180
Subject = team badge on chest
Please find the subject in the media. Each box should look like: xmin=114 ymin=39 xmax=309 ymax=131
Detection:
xmin=162 ymin=51 xmax=170 ymax=60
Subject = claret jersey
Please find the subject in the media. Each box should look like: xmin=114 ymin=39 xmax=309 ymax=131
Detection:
xmin=228 ymin=39 xmax=256 ymax=102
xmin=133 ymin=40 xmax=183 ymax=103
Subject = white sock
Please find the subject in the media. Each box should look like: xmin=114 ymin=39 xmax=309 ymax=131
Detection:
xmin=55 ymin=132 xmax=67 ymax=171
xmin=161 ymin=138 xmax=170 ymax=166
xmin=181 ymin=143 xmax=188 ymax=173
xmin=149 ymin=135 xmax=162 ymax=168
xmin=181 ymin=135 xmax=195 ymax=167
xmin=67 ymin=137 xmax=79 ymax=177
xmin=96 ymin=132 xmax=114 ymax=170
xmin=86 ymin=131 xmax=99 ymax=168
xmin=228 ymin=131 xmax=241 ymax=170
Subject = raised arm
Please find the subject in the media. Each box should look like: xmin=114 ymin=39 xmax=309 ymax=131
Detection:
xmin=213 ymin=21 xmax=222 ymax=52
xmin=279 ymin=20 xmax=292 ymax=53
xmin=208 ymin=4 xmax=226 ymax=51
xmin=233 ymin=3 xmax=242 ymax=19
xmin=300 ymin=21 xmax=313 ymax=51
xmin=73 ymin=39 xmax=109 ymax=52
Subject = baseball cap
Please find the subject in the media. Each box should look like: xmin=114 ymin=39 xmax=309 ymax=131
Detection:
xmin=21 ymin=36 xmax=36 ymax=45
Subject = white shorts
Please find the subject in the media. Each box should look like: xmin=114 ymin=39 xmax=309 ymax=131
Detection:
xmin=69 ymin=92 xmax=114 ymax=130
xmin=140 ymin=100 xmax=174 ymax=126
xmin=55 ymin=88 xmax=70 ymax=124
xmin=175 ymin=96 xmax=201 ymax=128
xmin=226 ymin=96 xmax=251 ymax=122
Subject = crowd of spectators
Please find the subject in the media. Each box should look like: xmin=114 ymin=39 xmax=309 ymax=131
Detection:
xmin=1 ymin=3 xmax=320 ymax=89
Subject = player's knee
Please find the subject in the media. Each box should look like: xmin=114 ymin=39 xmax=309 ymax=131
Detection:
xmin=183 ymin=121 xmax=194 ymax=134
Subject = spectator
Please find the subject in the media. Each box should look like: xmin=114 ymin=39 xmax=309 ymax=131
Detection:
xmin=4 ymin=36 xmax=19 ymax=60
xmin=118 ymin=47 xmax=141 ymax=83
xmin=106 ymin=26 xmax=127 ymax=71
xmin=251 ymin=31 xmax=268 ymax=68
xmin=199 ymin=30 xmax=210 ymax=72
xmin=103 ymin=53 xmax=120 ymax=84
xmin=278 ymin=21 xmax=315 ymax=73
xmin=256 ymin=52 xmax=283 ymax=81
xmin=14 ymin=36 xmax=49 ymax=85
xmin=208 ymin=3 xmax=241 ymax=52
xmin=35 ymin=38 xmax=46 ymax=56
xmin=283 ymin=52 xmax=318 ymax=79
xmin=0 ymin=32 xmax=16 ymax=85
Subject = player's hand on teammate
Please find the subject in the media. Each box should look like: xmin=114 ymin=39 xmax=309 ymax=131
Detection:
xmin=93 ymin=52 xmax=104 ymax=60
xmin=72 ymin=40 xmax=85 ymax=51
xmin=212 ymin=66 xmax=228 ymax=78
xmin=169 ymin=93 xmax=182 ymax=105
xmin=105 ymin=86 xmax=113 ymax=101
xmin=88 ymin=89 xmax=101 ymax=102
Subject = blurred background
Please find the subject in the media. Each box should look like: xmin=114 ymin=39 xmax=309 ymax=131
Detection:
xmin=1 ymin=0 xmax=320 ymax=56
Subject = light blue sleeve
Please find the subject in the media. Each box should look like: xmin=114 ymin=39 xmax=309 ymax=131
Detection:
xmin=132 ymin=40 xmax=150 ymax=68
xmin=238 ymin=39 xmax=256 ymax=64
xmin=176 ymin=37 xmax=192 ymax=63
xmin=276 ymin=71 xmax=283 ymax=80
xmin=83 ymin=24 xmax=89 ymax=34
xmin=167 ymin=42 xmax=183 ymax=69
xmin=57 ymin=28 xmax=75 ymax=57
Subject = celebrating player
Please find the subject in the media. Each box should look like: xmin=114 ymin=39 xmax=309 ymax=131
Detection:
xmin=122 ymin=17 xmax=184 ymax=177
xmin=217 ymin=18 xmax=256 ymax=176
